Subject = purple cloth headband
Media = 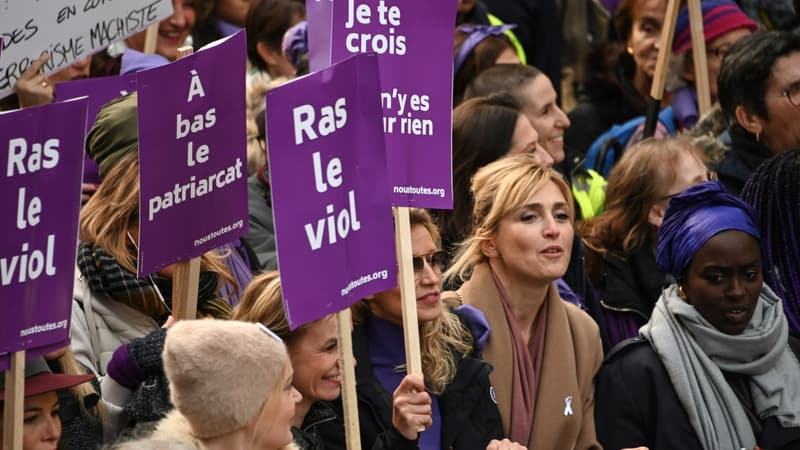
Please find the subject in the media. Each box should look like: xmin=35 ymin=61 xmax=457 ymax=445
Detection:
xmin=656 ymin=180 xmax=760 ymax=280
xmin=454 ymin=24 xmax=516 ymax=74
xmin=120 ymin=48 xmax=170 ymax=75
xmin=282 ymin=21 xmax=308 ymax=69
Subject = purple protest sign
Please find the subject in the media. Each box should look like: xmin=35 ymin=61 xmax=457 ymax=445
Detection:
xmin=136 ymin=31 xmax=248 ymax=277
xmin=0 ymin=98 xmax=88 ymax=370
xmin=307 ymin=0 xmax=456 ymax=209
xmin=55 ymin=74 xmax=139 ymax=134
xmin=267 ymin=53 xmax=396 ymax=328
xmin=55 ymin=73 xmax=138 ymax=184
xmin=307 ymin=1 xmax=333 ymax=70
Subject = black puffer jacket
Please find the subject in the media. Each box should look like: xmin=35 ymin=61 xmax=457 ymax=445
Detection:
xmin=315 ymin=324 xmax=504 ymax=450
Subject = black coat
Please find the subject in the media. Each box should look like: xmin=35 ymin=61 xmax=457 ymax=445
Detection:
xmin=596 ymin=335 xmax=800 ymax=450
xmin=292 ymin=401 xmax=338 ymax=450
xmin=480 ymin=0 xmax=562 ymax=99
xmin=712 ymin=126 xmax=774 ymax=196
xmin=315 ymin=324 xmax=504 ymax=450
xmin=589 ymin=243 xmax=668 ymax=350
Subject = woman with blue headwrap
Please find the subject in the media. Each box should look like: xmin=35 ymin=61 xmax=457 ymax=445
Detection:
xmin=595 ymin=181 xmax=800 ymax=450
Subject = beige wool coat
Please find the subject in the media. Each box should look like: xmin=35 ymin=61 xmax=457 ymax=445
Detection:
xmin=454 ymin=263 xmax=604 ymax=450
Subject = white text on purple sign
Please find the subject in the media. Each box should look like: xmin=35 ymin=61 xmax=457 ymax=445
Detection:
xmin=344 ymin=0 xmax=406 ymax=55
xmin=293 ymin=98 xmax=363 ymax=251
xmin=3 ymin=138 xmax=59 ymax=286
xmin=146 ymin=69 xmax=244 ymax=222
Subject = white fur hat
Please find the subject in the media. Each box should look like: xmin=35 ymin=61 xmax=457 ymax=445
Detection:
xmin=162 ymin=319 xmax=288 ymax=439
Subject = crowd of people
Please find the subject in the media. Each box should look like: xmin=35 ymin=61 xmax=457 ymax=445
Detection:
xmin=3 ymin=0 xmax=800 ymax=449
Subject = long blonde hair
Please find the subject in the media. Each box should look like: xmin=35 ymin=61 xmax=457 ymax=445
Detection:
xmin=444 ymin=154 xmax=573 ymax=285
xmin=58 ymin=348 xmax=104 ymax=419
xmin=352 ymin=208 xmax=473 ymax=395
xmin=80 ymin=152 xmax=237 ymax=310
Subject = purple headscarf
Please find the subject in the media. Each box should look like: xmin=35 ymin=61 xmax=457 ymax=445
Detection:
xmin=281 ymin=21 xmax=308 ymax=69
xmin=120 ymin=48 xmax=170 ymax=75
xmin=656 ymin=181 xmax=760 ymax=279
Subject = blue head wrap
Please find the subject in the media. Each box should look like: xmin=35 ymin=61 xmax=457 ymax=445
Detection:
xmin=656 ymin=180 xmax=760 ymax=279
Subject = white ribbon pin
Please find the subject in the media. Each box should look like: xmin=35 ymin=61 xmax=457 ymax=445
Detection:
xmin=563 ymin=396 xmax=574 ymax=416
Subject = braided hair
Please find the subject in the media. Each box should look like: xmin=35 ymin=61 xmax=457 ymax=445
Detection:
xmin=741 ymin=149 xmax=800 ymax=332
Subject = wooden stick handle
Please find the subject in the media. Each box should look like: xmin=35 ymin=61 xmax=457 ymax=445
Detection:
xmin=688 ymin=0 xmax=712 ymax=116
xmin=336 ymin=309 xmax=361 ymax=450
xmin=393 ymin=207 xmax=423 ymax=378
xmin=177 ymin=46 xmax=194 ymax=59
xmin=2 ymin=351 xmax=25 ymax=450
xmin=172 ymin=258 xmax=200 ymax=320
xmin=143 ymin=24 xmax=159 ymax=55
xmin=649 ymin=0 xmax=681 ymax=100
xmin=643 ymin=0 xmax=680 ymax=138
xmin=393 ymin=207 xmax=426 ymax=434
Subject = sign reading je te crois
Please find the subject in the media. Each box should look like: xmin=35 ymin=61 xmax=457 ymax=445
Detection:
xmin=307 ymin=0 xmax=457 ymax=209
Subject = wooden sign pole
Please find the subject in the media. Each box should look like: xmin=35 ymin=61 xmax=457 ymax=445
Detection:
xmin=393 ymin=207 xmax=423 ymax=378
xmin=688 ymin=0 xmax=712 ymax=116
xmin=336 ymin=309 xmax=361 ymax=450
xmin=168 ymin=45 xmax=200 ymax=322
xmin=2 ymin=351 xmax=25 ymax=450
xmin=171 ymin=258 xmax=200 ymax=320
xmin=642 ymin=0 xmax=680 ymax=138
xmin=143 ymin=24 xmax=159 ymax=55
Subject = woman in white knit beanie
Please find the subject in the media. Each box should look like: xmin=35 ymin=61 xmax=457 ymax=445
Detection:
xmin=153 ymin=319 xmax=301 ymax=450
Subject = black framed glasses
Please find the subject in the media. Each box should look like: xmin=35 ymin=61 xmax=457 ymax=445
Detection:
xmin=412 ymin=250 xmax=448 ymax=276
xmin=781 ymin=81 xmax=800 ymax=107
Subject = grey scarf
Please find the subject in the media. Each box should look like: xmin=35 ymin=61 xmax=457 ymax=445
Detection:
xmin=640 ymin=284 xmax=800 ymax=450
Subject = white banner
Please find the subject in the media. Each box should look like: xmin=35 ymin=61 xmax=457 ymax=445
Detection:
xmin=0 ymin=0 xmax=173 ymax=98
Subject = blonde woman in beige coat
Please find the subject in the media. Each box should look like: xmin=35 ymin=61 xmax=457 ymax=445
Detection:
xmin=445 ymin=155 xmax=603 ymax=450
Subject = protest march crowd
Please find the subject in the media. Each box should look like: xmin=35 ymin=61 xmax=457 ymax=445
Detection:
xmin=4 ymin=0 xmax=800 ymax=449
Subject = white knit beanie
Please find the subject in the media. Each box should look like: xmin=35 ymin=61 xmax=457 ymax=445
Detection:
xmin=163 ymin=319 xmax=288 ymax=439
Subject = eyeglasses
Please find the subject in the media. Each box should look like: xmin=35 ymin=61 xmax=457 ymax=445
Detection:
xmin=781 ymin=81 xmax=800 ymax=107
xmin=412 ymin=250 xmax=448 ymax=276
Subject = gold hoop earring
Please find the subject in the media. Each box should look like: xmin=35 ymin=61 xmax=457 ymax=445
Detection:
xmin=677 ymin=285 xmax=688 ymax=301
xmin=756 ymin=131 xmax=761 ymax=143
xmin=627 ymin=46 xmax=634 ymax=55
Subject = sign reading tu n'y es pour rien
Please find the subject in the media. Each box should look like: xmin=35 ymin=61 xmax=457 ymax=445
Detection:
xmin=307 ymin=0 xmax=457 ymax=209
xmin=0 ymin=0 xmax=173 ymax=99
xmin=0 ymin=98 xmax=88 ymax=372
xmin=136 ymin=31 xmax=248 ymax=277
xmin=55 ymin=73 xmax=139 ymax=184
xmin=267 ymin=53 xmax=397 ymax=329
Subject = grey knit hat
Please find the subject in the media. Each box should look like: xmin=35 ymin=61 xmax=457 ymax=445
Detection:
xmin=162 ymin=319 xmax=288 ymax=439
